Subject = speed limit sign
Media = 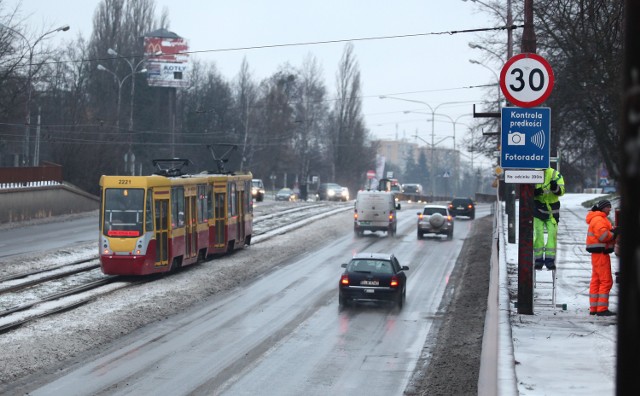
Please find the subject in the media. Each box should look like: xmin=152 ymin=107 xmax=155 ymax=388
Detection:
xmin=500 ymin=53 xmax=554 ymax=108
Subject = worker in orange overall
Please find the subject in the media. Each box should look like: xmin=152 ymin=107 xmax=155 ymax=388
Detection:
xmin=585 ymin=200 xmax=619 ymax=316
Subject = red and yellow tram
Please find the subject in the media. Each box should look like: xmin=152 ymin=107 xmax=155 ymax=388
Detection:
xmin=99 ymin=170 xmax=253 ymax=275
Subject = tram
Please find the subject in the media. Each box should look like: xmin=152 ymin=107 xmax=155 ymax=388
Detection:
xmin=99 ymin=158 xmax=253 ymax=275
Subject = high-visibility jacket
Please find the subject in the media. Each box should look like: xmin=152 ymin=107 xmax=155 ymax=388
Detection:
xmin=534 ymin=168 xmax=565 ymax=222
xmin=585 ymin=210 xmax=616 ymax=253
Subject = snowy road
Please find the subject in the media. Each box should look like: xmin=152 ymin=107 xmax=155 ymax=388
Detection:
xmin=0 ymin=201 xmax=492 ymax=395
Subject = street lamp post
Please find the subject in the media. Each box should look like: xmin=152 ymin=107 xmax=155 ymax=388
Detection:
xmin=107 ymin=48 xmax=148 ymax=133
xmin=469 ymin=59 xmax=502 ymax=104
xmin=462 ymin=0 xmax=513 ymax=58
xmin=380 ymin=96 xmax=464 ymax=198
xmin=0 ymin=23 xmax=70 ymax=166
xmin=98 ymin=61 xmax=147 ymax=176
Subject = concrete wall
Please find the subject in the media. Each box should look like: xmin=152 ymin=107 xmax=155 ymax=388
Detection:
xmin=0 ymin=183 xmax=99 ymax=224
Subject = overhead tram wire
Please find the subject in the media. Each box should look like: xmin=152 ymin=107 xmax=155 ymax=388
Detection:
xmin=29 ymin=24 xmax=525 ymax=68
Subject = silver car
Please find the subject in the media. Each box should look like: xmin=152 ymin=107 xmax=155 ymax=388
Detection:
xmin=417 ymin=204 xmax=454 ymax=240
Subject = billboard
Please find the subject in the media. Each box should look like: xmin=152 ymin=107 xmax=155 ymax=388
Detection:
xmin=144 ymin=36 xmax=189 ymax=88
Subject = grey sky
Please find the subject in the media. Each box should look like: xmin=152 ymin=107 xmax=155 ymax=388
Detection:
xmin=8 ymin=0 xmax=504 ymax=162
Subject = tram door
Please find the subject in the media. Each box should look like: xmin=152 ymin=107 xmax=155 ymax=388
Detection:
xmin=238 ymin=184 xmax=245 ymax=242
xmin=213 ymin=189 xmax=226 ymax=249
xmin=185 ymin=191 xmax=197 ymax=260
xmin=154 ymin=197 xmax=169 ymax=267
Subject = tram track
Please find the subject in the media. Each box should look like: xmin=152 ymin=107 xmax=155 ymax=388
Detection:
xmin=0 ymin=201 xmax=352 ymax=335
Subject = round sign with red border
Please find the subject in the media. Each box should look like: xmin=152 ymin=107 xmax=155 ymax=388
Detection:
xmin=500 ymin=53 xmax=554 ymax=108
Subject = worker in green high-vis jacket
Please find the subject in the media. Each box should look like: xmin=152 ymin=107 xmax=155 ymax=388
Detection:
xmin=533 ymin=167 xmax=565 ymax=270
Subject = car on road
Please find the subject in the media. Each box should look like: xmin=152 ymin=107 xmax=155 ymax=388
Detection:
xmin=417 ymin=204 xmax=454 ymax=240
xmin=275 ymin=188 xmax=298 ymax=201
xmin=448 ymin=197 xmax=475 ymax=219
xmin=353 ymin=190 xmax=398 ymax=237
xmin=252 ymin=179 xmax=265 ymax=202
xmin=338 ymin=252 xmax=409 ymax=309
xmin=317 ymin=183 xmax=347 ymax=201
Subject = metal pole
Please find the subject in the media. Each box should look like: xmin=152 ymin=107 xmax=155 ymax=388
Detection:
xmin=517 ymin=0 xmax=536 ymax=315
xmin=33 ymin=106 xmax=41 ymax=166
xmin=619 ymin=1 xmax=640 ymax=392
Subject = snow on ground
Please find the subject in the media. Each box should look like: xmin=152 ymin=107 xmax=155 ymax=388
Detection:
xmin=0 ymin=204 xmax=354 ymax=388
xmin=502 ymin=193 xmax=618 ymax=395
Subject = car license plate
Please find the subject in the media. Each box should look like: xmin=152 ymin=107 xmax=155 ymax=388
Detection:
xmin=361 ymin=280 xmax=379 ymax=286
xmin=457 ymin=206 xmax=464 ymax=210
xmin=364 ymin=288 xmax=375 ymax=293
xmin=360 ymin=221 xmax=370 ymax=225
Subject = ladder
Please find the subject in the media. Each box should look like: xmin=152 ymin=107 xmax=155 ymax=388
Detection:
xmin=533 ymin=268 xmax=559 ymax=308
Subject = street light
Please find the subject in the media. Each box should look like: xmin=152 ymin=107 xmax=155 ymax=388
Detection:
xmin=106 ymin=48 xmax=149 ymax=133
xmin=407 ymin=111 xmax=472 ymax=196
xmin=97 ymin=64 xmax=147 ymax=129
xmin=380 ymin=96 xmax=464 ymax=198
xmin=469 ymin=59 xmax=502 ymax=104
xmin=461 ymin=0 xmax=513 ymax=58
xmin=0 ymin=23 xmax=70 ymax=166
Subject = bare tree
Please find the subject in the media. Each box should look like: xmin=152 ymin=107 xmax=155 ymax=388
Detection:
xmin=536 ymin=0 xmax=623 ymax=188
xmin=291 ymin=54 xmax=328 ymax=197
xmin=234 ymin=57 xmax=258 ymax=172
xmin=329 ymin=43 xmax=376 ymax=191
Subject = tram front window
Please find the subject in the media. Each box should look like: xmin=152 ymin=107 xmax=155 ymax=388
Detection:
xmin=103 ymin=189 xmax=145 ymax=237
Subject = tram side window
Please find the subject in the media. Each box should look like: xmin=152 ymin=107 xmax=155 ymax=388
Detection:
xmin=206 ymin=185 xmax=213 ymax=219
xmin=172 ymin=187 xmax=185 ymax=229
xmin=228 ymin=183 xmax=237 ymax=217
xmin=246 ymin=181 xmax=253 ymax=213
xmin=198 ymin=185 xmax=206 ymax=223
xmin=103 ymin=188 xmax=144 ymax=237
xmin=145 ymin=189 xmax=153 ymax=231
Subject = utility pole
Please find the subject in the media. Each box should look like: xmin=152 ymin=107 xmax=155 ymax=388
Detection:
xmin=618 ymin=0 xmax=640 ymax=393
xmin=516 ymin=0 xmax=536 ymax=315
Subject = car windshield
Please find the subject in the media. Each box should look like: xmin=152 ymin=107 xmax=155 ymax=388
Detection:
xmin=423 ymin=207 xmax=447 ymax=216
xmin=348 ymin=259 xmax=393 ymax=274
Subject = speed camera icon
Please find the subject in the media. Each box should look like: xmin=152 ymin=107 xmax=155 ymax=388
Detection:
xmin=507 ymin=131 xmax=526 ymax=146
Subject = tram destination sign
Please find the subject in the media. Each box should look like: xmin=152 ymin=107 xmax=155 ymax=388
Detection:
xmin=500 ymin=107 xmax=551 ymax=169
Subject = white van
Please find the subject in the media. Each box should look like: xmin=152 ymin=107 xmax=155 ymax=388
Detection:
xmin=353 ymin=190 xmax=399 ymax=237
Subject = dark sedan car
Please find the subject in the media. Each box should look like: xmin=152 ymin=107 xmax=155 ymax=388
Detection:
xmin=338 ymin=252 xmax=409 ymax=309
xmin=275 ymin=188 xmax=298 ymax=201
xmin=448 ymin=197 xmax=475 ymax=219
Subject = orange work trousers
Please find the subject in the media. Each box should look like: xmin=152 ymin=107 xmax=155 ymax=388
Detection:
xmin=589 ymin=252 xmax=613 ymax=314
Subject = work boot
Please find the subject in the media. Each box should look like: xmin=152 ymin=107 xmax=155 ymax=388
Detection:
xmin=589 ymin=311 xmax=597 ymax=316
xmin=534 ymin=259 xmax=544 ymax=270
xmin=596 ymin=310 xmax=616 ymax=317
xmin=545 ymin=258 xmax=556 ymax=270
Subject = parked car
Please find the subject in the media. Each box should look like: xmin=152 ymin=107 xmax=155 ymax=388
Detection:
xmin=338 ymin=252 xmax=409 ymax=309
xmin=448 ymin=197 xmax=475 ymax=219
xmin=251 ymin=179 xmax=265 ymax=202
xmin=317 ymin=183 xmax=347 ymax=201
xmin=417 ymin=204 xmax=454 ymax=240
xmin=275 ymin=188 xmax=298 ymax=202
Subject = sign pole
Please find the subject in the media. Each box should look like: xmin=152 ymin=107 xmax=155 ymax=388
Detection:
xmin=517 ymin=0 xmax=536 ymax=315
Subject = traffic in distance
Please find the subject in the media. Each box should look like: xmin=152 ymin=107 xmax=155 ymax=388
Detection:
xmin=99 ymin=161 xmax=478 ymax=320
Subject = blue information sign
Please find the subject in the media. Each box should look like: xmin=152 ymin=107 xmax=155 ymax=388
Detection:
xmin=501 ymin=107 xmax=551 ymax=169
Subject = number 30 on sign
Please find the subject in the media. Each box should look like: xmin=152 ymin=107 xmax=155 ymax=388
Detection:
xmin=500 ymin=53 xmax=554 ymax=108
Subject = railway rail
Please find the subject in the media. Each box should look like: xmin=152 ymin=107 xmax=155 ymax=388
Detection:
xmin=0 ymin=201 xmax=352 ymax=334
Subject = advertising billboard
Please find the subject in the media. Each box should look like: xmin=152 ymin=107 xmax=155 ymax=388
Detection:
xmin=144 ymin=35 xmax=189 ymax=88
